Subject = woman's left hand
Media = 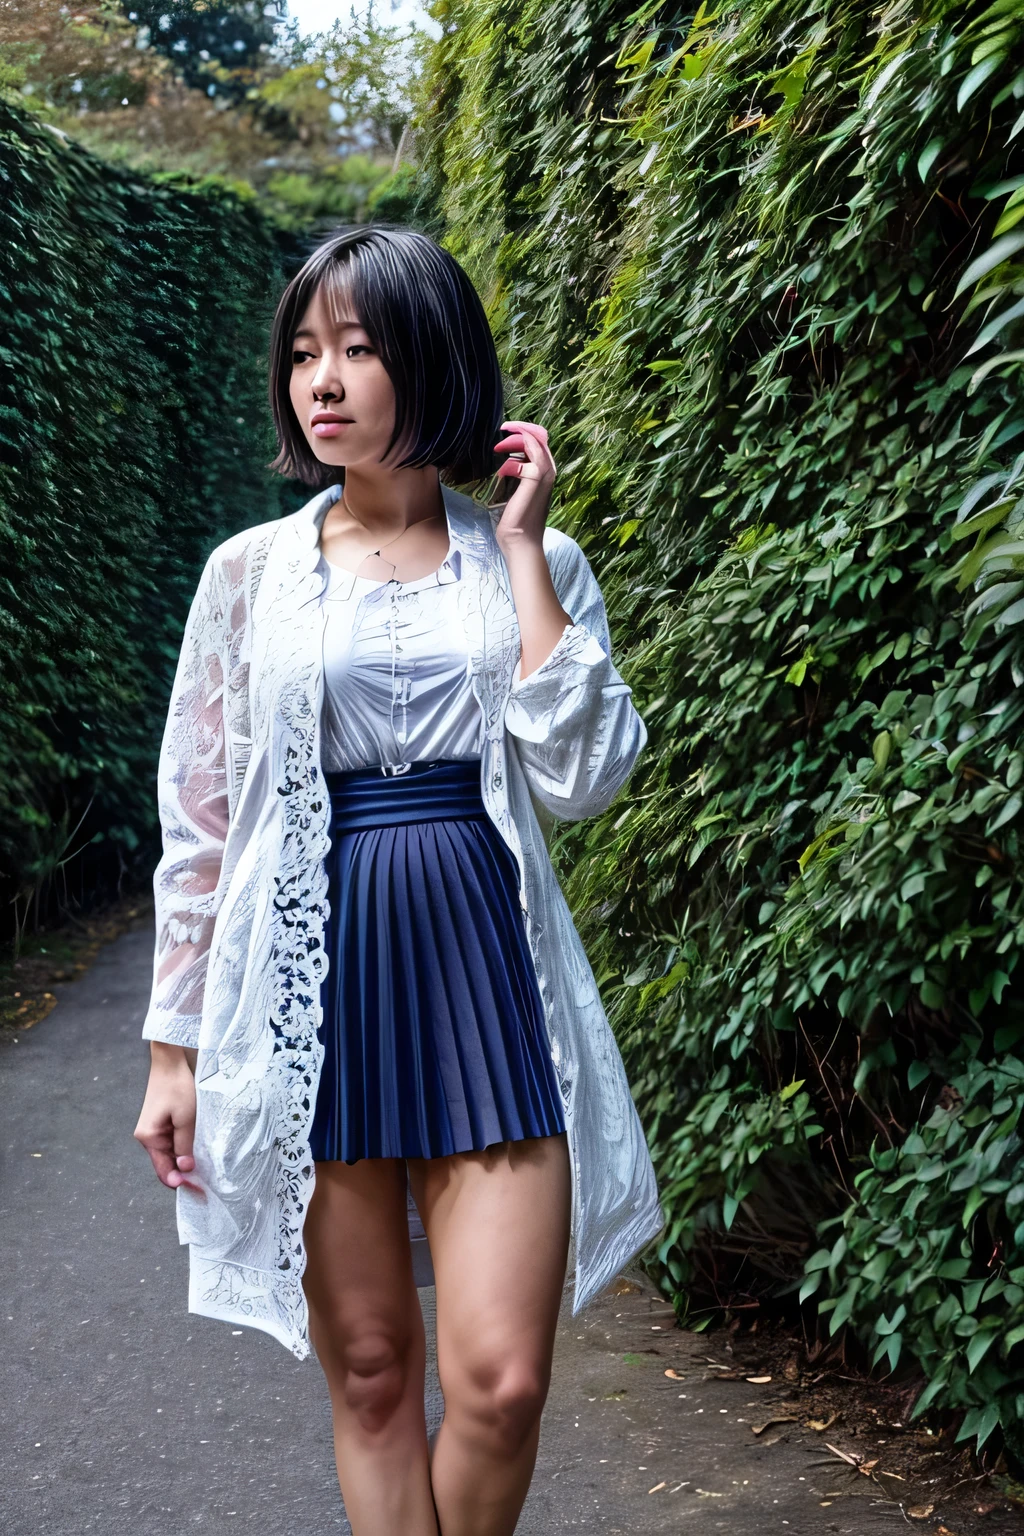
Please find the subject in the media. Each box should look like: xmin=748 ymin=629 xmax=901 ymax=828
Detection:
xmin=493 ymin=421 xmax=557 ymax=550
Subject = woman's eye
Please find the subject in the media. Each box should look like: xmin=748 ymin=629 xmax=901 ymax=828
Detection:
xmin=346 ymin=344 xmax=373 ymax=358
xmin=292 ymin=349 xmax=313 ymax=364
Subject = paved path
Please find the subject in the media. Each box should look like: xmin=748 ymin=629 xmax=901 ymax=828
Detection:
xmin=1 ymin=928 xmax=907 ymax=1534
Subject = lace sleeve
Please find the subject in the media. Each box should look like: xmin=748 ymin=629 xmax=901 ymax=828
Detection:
xmin=142 ymin=553 xmax=230 ymax=1048
xmin=503 ymin=532 xmax=648 ymax=822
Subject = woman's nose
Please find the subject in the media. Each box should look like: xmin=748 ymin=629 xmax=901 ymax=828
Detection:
xmin=311 ymin=359 xmax=344 ymax=402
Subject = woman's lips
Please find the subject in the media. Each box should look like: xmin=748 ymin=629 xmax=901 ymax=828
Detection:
xmin=312 ymin=420 xmax=352 ymax=438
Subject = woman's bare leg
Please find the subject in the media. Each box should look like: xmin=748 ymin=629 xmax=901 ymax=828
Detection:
xmin=302 ymin=1158 xmax=438 ymax=1536
xmin=408 ymin=1133 xmax=571 ymax=1536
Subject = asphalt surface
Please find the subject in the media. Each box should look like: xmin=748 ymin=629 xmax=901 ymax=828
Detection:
xmin=1 ymin=927 xmax=910 ymax=1534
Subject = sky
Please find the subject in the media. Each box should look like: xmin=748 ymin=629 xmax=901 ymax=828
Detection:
xmin=283 ymin=0 xmax=440 ymax=38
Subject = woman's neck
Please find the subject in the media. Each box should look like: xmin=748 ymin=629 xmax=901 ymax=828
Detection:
xmin=319 ymin=462 xmax=450 ymax=582
xmin=339 ymin=464 xmax=444 ymax=540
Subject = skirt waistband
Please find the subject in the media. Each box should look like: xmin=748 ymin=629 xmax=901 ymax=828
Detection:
xmin=325 ymin=758 xmax=487 ymax=832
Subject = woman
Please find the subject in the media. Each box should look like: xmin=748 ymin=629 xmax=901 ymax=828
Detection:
xmin=133 ymin=227 xmax=662 ymax=1535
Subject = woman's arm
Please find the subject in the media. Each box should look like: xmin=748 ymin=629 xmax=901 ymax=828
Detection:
xmin=504 ymin=531 xmax=647 ymax=821
xmin=493 ymin=421 xmax=647 ymax=822
xmin=492 ymin=420 xmax=571 ymax=678
xmin=134 ymin=552 xmax=230 ymax=1191
xmin=142 ymin=552 xmax=230 ymax=1049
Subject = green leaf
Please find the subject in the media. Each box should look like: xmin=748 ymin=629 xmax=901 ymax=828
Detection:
xmin=799 ymin=1271 xmax=824 ymax=1302
xmin=990 ymin=794 xmax=1022 ymax=829
xmin=920 ymin=979 xmax=945 ymax=1010
xmin=957 ymin=55 xmax=1005 ymax=113
xmin=917 ymin=137 xmax=943 ymax=182
xmin=957 ymin=1403 xmax=1001 ymax=1448
xmin=956 ymin=232 xmax=1024 ymax=295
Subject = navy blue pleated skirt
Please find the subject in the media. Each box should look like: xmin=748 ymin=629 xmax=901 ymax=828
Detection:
xmin=308 ymin=758 xmax=566 ymax=1163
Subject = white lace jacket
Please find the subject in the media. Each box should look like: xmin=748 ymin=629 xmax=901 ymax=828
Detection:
xmin=143 ymin=481 xmax=663 ymax=1358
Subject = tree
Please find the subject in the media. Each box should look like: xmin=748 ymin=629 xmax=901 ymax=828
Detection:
xmin=256 ymin=7 xmax=426 ymax=158
xmin=0 ymin=0 xmax=427 ymax=221
xmin=127 ymin=0 xmax=286 ymax=106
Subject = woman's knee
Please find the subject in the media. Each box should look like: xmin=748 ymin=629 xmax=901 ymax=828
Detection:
xmin=445 ymin=1357 xmax=551 ymax=1454
xmin=314 ymin=1320 xmax=419 ymax=1434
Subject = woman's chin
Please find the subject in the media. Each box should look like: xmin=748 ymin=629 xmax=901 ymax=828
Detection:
xmin=309 ymin=442 xmax=349 ymax=467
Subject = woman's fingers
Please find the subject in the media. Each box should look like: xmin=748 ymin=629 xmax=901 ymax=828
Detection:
xmin=500 ymin=419 xmax=549 ymax=444
xmin=494 ymin=427 xmax=550 ymax=463
xmin=172 ymin=1110 xmax=195 ymax=1171
xmin=135 ymin=1119 xmax=183 ymax=1187
xmin=494 ymin=423 xmax=556 ymax=479
xmin=134 ymin=1062 xmax=201 ymax=1192
xmin=138 ymin=1127 xmax=203 ymax=1192
xmin=496 ymin=457 xmax=543 ymax=480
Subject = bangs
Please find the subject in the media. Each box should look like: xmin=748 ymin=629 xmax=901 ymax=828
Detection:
xmin=268 ymin=228 xmax=504 ymax=490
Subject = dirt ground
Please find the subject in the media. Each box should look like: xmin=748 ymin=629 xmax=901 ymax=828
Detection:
xmin=0 ymin=892 xmax=152 ymax=1033
xmin=594 ymin=1281 xmax=1024 ymax=1535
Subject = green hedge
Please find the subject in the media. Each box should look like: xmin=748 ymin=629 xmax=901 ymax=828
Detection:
xmin=0 ymin=104 xmax=300 ymax=927
xmin=420 ymin=0 xmax=1024 ymax=1456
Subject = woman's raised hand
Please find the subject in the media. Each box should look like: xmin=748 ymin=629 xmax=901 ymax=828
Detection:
xmin=493 ymin=421 xmax=557 ymax=550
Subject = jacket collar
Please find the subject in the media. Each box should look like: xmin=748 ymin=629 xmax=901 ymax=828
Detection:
xmin=284 ymin=479 xmax=503 ymax=590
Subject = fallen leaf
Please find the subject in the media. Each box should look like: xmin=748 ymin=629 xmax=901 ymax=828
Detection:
xmin=664 ymin=1368 xmax=684 ymax=1380
xmin=752 ymin=1416 xmax=799 ymax=1435
xmin=703 ymin=1369 xmax=739 ymax=1380
xmin=784 ymin=1358 xmax=800 ymax=1382
xmin=858 ymin=1458 xmax=879 ymax=1475
xmin=935 ymin=1526 xmax=959 ymax=1535
xmin=695 ymin=1489 xmax=723 ymax=1498
xmin=647 ymin=1481 xmax=666 ymax=1494
xmin=973 ymin=1505 xmax=998 ymax=1517
xmin=746 ymin=1375 xmax=772 ymax=1384
xmin=805 ymin=1413 xmax=840 ymax=1432
xmin=819 ymin=1501 xmax=832 ymax=1508
xmin=906 ymin=1505 xmax=934 ymax=1520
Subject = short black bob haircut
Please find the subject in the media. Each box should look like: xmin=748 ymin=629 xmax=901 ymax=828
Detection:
xmin=269 ymin=227 xmax=504 ymax=490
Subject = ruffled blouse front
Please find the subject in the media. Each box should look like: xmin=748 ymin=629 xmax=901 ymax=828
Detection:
xmin=319 ymin=545 xmax=484 ymax=774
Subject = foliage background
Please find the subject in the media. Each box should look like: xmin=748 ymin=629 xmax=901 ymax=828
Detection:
xmin=411 ymin=0 xmax=1024 ymax=1460
xmin=5 ymin=0 xmax=1024 ymax=1464
xmin=0 ymin=100 xmax=300 ymax=932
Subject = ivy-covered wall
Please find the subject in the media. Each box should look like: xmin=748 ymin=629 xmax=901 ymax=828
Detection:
xmin=419 ymin=0 xmax=1024 ymax=1456
xmin=0 ymin=103 xmax=299 ymax=926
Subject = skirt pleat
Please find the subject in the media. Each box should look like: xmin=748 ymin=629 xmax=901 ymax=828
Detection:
xmin=309 ymin=759 xmax=566 ymax=1163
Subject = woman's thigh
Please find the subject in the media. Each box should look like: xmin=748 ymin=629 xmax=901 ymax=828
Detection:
xmin=303 ymin=1158 xmax=423 ymax=1387
xmin=408 ymin=1135 xmax=571 ymax=1407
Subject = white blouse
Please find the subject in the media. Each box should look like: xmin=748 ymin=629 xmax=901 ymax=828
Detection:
xmin=319 ymin=545 xmax=484 ymax=773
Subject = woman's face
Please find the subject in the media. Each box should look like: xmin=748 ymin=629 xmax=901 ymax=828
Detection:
xmin=288 ymin=283 xmax=397 ymax=474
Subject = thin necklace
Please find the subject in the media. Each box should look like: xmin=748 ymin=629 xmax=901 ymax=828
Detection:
xmin=340 ymin=490 xmax=445 ymax=558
